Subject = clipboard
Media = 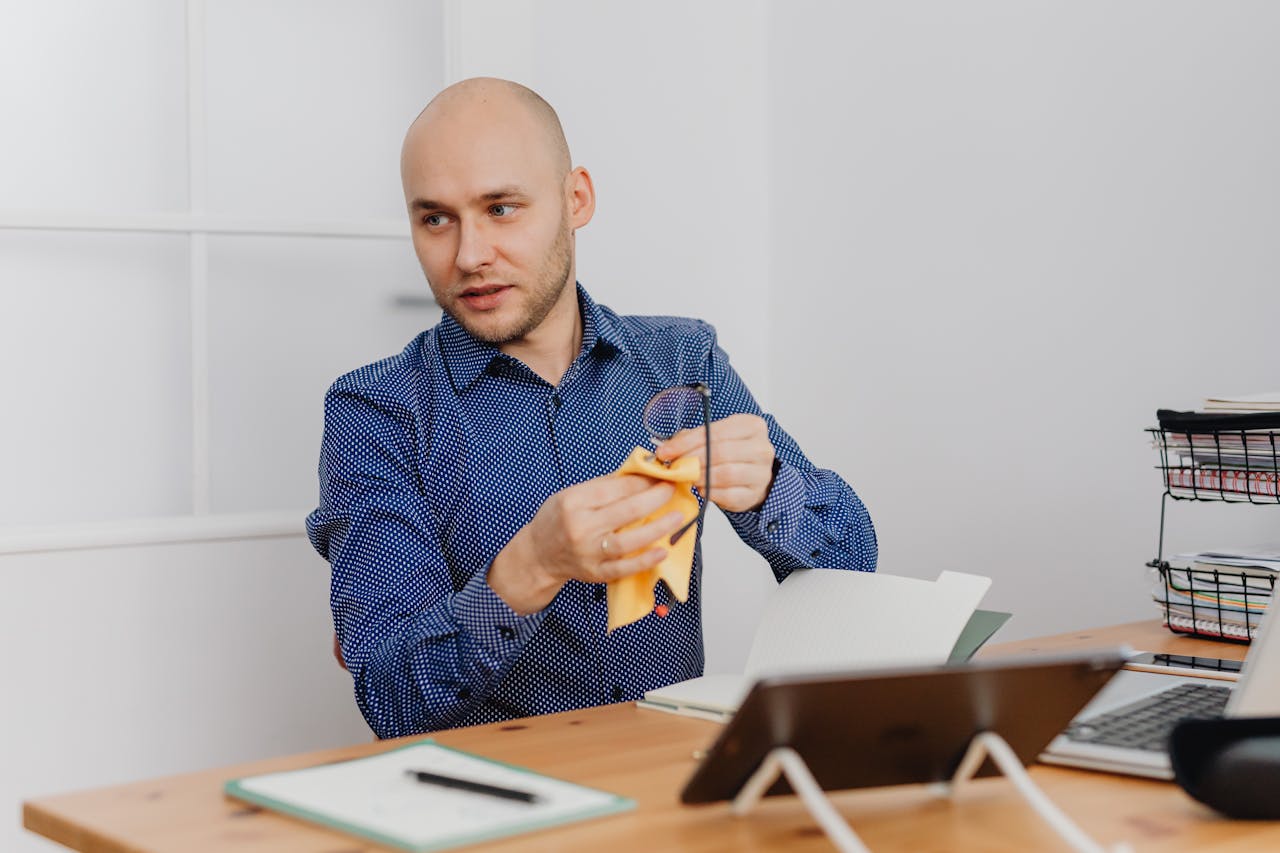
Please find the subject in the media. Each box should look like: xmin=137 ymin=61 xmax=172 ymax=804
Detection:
xmin=226 ymin=739 xmax=633 ymax=852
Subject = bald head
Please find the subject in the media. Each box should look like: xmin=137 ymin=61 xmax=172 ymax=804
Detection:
xmin=402 ymin=78 xmax=571 ymax=181
xmin=397 ymin=77 xmax=597 ymax=358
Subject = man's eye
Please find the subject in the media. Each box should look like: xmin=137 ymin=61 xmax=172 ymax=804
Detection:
xmin=423 ymin=213 xmax=448 ymax=227
xmin=490 ymin=204 xmax=516 ymax=217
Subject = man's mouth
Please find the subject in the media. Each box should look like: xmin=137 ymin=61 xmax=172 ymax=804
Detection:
xmin=458 ymin=283 xmax=512 ymax=311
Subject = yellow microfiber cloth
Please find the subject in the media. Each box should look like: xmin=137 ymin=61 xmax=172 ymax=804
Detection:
xmin=606 ymin=447 xmax=701 ymax=632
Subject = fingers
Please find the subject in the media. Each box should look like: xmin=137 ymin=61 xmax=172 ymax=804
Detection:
xmin=657 ymin=414 xmax=774 ymax=502
xmin=520 ymin=475 xmax=687 ymax=595
xmin=575 ymin=472 xmax=665 ymax=509
xmin=594 ymin=480 xmax=676 ymax=531
xmin=656 ymin=413 xmax=768 ymax=463
xmin=710 ymin=412 xmax=770 ymax=440
xmin=606 ymin=510 xmax=685 ymax=558
xmin=596 ymin=544 xmax=670 ymax=582
xmin=689 ymin=460 xmax=771 ymax=514
xmin=668 ymin=414 xmax=773 ymax=513
xmin=592 ymin=511 xmax=683 ymax=584
xmin=703 ymin=486 xmax=767 ymax=513
xmin=654 ymin=426 xmax=703 ymax=463
xmin=699 ymin=442 xmax=775 ymax=474
xmin=694 ymin=461 xmax=769 ymax=494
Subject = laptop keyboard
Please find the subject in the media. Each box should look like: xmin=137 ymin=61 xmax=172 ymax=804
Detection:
xmin=1064 ymin=682 xmax=1231 ymax=752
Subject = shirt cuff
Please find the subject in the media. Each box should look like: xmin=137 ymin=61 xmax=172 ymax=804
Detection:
xmin=450 ymin=565 xmax=545 ymax=658
xmin=725 ymin=459 xmax=806 ymax=545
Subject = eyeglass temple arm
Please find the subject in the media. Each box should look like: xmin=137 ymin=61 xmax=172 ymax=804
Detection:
xmin=669 ymin=390 xmax=712 ymax=546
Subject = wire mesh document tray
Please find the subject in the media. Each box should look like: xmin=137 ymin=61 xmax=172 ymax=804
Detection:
xmin=1147 ymin=416 xmax=1280 ymax=643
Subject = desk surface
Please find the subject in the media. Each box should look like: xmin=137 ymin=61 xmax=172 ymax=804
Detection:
xmin=23 ymin=621 xmax=1278 ymax=852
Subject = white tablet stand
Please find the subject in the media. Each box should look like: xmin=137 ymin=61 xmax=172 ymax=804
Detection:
xmin=730 ymin=732 xmax=1132 ymax=853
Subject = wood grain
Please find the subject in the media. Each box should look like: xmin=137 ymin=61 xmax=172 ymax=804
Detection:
xmin=22 ymin=621 xmax=1273 ymax=852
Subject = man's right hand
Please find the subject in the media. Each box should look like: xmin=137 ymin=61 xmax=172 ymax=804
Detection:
xmin=487 ymin=474 xmax=686 ymax=615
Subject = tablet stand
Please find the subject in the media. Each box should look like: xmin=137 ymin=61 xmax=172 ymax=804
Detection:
xmin=730 ymin=732 xmax=1132 ymax=853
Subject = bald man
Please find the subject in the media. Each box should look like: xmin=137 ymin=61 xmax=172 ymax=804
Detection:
xmin=307 ymin=78 xmax=877 ymax=737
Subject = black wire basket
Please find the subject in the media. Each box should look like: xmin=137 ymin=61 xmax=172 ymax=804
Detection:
xmin=1150 ymin=562 xmax=1276 ymax=643
xmin=1148 ymin=424 xmax=1280 ymax=504
xmin=1147 ymin=421 xmax=1280 ymax=643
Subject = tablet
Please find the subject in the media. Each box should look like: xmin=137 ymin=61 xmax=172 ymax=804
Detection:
xmin=681 ymin=649 xmax=1127 ymax=804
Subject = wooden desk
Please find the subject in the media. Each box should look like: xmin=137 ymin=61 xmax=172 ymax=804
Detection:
xmin=23 ymin=621 xmax=1279 ymax=852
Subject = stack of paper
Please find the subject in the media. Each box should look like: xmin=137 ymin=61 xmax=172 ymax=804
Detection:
xmin=1154 ymin=404 xmax=1280 ymax=500
xmin=1157 ymin=546 xmax=1279 ymax=639
xmin=1204 ymin=391 xmax=1280 ymax=413
xmin=639 ymin=569 xmax=999 ymax=721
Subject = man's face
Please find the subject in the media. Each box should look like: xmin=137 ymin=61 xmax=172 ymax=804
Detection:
xmin=402 ymin=104 xmax=574 ymax=345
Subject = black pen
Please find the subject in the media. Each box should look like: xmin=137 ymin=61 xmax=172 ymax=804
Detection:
xmin=404 ymin=769 xmax=540 ymax=804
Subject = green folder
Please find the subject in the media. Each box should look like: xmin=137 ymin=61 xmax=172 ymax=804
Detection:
xmin=948 ymin=610 xmax=1013 ymax=663
xmin=225 ymin=739 xmax=634 ymax=852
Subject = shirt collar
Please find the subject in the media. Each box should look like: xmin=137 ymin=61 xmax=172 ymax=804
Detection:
xmin=438 ymin=282 xmax=626 ymax=392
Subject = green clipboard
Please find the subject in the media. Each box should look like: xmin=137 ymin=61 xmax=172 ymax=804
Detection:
xmin=225 ymin=738 xmax=634 ymax=852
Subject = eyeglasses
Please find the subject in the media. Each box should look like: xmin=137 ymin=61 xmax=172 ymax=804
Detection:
xmin=642 ymin=383 xmax=711 ymax=545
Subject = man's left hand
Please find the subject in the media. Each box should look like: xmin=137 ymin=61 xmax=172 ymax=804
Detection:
xmin=655 ymin=413 xmax=776 ymax=513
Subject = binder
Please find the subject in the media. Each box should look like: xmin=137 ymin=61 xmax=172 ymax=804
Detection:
xmin=1157 ymin=408 xmax=1280 ymax=432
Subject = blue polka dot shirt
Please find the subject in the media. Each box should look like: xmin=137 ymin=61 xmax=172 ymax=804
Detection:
xmin=306 ymin=284 xmax=877 ymax=737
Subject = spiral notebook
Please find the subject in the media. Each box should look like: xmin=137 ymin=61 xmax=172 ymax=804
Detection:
xmin=225 ymin=740 xmax=633 ymax=852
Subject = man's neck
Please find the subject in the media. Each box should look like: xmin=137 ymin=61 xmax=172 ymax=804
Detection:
xmin=499 ymin=282 xmax=583 ymax=386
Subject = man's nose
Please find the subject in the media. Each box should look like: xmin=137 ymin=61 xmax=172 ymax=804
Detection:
xmin=455 ymin=218 xmax=496 ymax=273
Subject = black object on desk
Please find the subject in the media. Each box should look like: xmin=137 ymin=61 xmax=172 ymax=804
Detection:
xmin=1171 ymin=717 xmax=1280 ymax=819
xmin=405 ymin=768 xmax=540 ymax=804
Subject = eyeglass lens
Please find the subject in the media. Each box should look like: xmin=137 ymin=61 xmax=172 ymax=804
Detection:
xmin=641 ymin=385 xmax=711 ymax=547
xmin=642 ymin=386 xmax=707 ymax=445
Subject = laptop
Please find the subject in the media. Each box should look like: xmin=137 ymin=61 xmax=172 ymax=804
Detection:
xmin=1041 ymin=603 xmax=1280 ymax=779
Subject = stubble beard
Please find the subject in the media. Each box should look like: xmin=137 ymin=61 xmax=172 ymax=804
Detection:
xmin=459 ymin=217 xmax=574 ymax=346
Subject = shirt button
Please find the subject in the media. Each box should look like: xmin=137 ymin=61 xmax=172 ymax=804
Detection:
xmin=457 ymin=687 xmax=472 ymax=701
xmin=810 ymin=549 xmax=822 ymax=560
xmin=766 ymin=520 xmax=780 ymax=534
xmin=551 ymin=394 xmax=562 ymax=409
xmin=499 ymin=626 xmax=515 ymax=641
xmin=611 ymin=686 xmax=623 ymax=702
xmin=593 ymin=586 xmax=605 ymax=602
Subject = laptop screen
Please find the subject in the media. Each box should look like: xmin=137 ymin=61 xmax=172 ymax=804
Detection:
xmin=1228 ymin=600 xmax=1280 ymax=717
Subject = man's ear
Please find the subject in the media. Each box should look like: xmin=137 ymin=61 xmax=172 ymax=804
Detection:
xmin=566 ymin=166 xmax=596 ymax=230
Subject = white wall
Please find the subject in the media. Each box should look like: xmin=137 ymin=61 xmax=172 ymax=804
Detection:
xmin=5 ymin=3 xmax=1280 ymax=850
xmin=768 ymin=1 xmax=1280 ymax=640
xmin=1 ymin=3 xmax=441 ymax=851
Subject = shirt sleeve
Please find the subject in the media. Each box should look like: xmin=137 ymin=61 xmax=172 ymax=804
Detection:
xmin=700 ymin=327 xmax=879 ymax=580
xmin=306 ymin=385 xmax=545 ymax=738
